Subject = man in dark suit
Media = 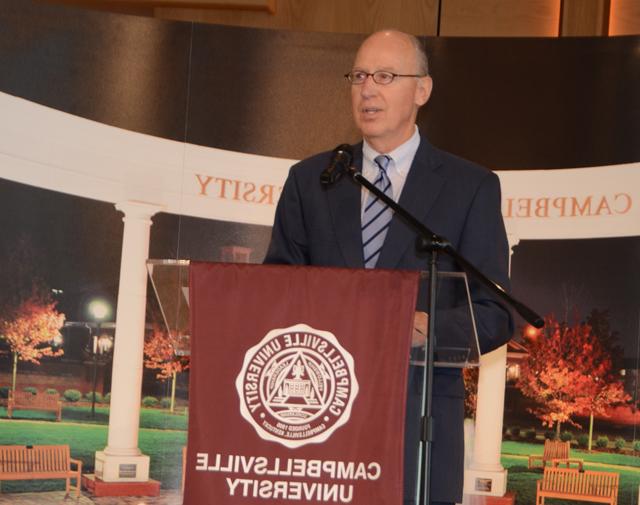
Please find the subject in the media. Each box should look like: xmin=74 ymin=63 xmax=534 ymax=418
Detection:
xmin=264 ymin=30 xmax=513 ymax=505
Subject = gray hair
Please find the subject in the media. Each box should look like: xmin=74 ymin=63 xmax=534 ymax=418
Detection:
xmin=407 ymin=33 xmax=429 ymax=76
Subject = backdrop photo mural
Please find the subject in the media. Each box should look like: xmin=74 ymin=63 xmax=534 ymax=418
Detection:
xmin=0 ymin=0 xmax=638 ymax=503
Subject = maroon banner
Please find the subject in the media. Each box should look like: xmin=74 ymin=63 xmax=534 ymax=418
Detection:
xmin=185 ymin=262 xmax=418 ymax=505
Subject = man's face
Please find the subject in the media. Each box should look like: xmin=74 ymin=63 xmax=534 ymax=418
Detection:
xmin=350 ymin=32 xmax=432 ymax=153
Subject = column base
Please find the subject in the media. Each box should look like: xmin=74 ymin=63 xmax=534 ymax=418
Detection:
xmin=82 ymin=474 xmax=160 ymax=497
xmin=463 ymin=468 xmax=508 ymax=496
xmin=95 ymin=450 xmax=150 ymax=482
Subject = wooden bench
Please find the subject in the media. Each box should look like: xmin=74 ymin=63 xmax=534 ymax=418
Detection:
xmin=529 ymin=439 xmax=582 ymax=469
xmin=7 ymin=391 xmax=62 ymax=421
xmin=0 ymin=445 xmax=82 ymax=497
xmin=536 ymin=467 xmax=619 ymax=505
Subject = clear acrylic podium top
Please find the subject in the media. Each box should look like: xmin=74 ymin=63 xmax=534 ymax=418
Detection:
xmin=146 ymin=259 xmax=480 ymax=368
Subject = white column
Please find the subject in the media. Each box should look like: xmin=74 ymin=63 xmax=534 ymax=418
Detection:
xmin=464 ymin=345 xmax=509 ymax=495
xmin=95 ymin=200 xmax=163 ymax=482
xmin=463 ymin=235 xmax=519 ymax=496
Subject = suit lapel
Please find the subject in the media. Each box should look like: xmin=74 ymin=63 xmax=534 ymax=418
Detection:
xmin=327 ymin=143 xmax=364 ymax=268
xmin=377 ymin=138 xmax=445 ymax=269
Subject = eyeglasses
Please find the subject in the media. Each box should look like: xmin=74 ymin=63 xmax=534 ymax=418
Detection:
xmin=344 ymin=70 xmax=426 ymax=85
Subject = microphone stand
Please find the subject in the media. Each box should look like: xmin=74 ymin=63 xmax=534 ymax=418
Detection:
xmin=341 ymin=165 xmax=543 ymax=505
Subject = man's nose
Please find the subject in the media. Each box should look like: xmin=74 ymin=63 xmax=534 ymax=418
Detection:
xmin=360 ymin=75 xmax=378 ymax=96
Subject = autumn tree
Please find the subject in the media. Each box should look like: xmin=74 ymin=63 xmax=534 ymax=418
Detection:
xmin=517 ymin=318 xmax=590 ymax=437
xmin=517 ymin=314 xmax=628 ymax=438
xmin=517 ymin=318 xmax=584 ymax=434
xmin=143 ymin=325 xmax=189 ymax=412
xmin=580 ymin=310 xmax=629 ymax=451
xmin=0 ymin=297 xmax=65 ymax=392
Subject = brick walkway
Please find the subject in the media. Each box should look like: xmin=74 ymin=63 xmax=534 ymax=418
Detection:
xmin=0 ymin=490 xmax=183 ymax=504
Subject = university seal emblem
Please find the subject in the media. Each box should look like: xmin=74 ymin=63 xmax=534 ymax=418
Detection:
xmin=235 ymin=323 xmax=359 ymax=448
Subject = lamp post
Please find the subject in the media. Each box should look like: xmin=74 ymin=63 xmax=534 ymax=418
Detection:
xmin=88 ymin=299 xmax=112 ymax=418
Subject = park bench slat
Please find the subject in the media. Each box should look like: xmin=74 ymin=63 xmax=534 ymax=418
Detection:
xmin=529 ymin=439 xmax=569 ymax=468
xmin=536 ymin=467 xmax=619 ymax=505
xmin=0 ymin=445 xmax=82 ymax=497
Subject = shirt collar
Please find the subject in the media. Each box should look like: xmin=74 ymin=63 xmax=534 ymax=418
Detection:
xmin=362 ymin=125 xmax=420 ymax=176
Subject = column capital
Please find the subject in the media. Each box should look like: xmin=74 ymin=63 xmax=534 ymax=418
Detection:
xmin=115 ymin=200 xmax=164 ymax=222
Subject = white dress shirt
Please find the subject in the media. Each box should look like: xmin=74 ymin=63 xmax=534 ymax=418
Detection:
xmin=361 ymin=125 xmax=421 ymax=214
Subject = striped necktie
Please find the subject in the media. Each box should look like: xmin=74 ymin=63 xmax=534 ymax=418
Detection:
xmin=362 ymin=155 xmax=393 ymax=268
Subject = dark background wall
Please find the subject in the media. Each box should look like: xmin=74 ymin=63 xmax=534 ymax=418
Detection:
xmin=1 ymin=0 xmax=639 ymax=169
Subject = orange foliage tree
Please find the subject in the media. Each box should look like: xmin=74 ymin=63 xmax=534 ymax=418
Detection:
xmin=580 ymin=310 xmax=629 ymax=450
xmin=143 ymin=325 xmax=189 ymax=412
xmin=0 ymin=297 xmax=65 ymax=392
xmin=517 ymin=314 xmax=628 ymax=440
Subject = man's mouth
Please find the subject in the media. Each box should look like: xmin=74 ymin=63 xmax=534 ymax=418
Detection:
xmin=362 ymin=107 xmax=382 ymax=115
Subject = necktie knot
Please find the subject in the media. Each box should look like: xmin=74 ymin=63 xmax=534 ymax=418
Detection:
xmin=374 ymin=154 xmax=391 ymax=174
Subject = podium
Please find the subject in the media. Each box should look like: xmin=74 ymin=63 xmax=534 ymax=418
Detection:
xmin=147 ymin=260 xmax=481 ymax=504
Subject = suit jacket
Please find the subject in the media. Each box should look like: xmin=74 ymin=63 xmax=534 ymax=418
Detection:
xmin=264 ymin=136 xmax=513 ymax=503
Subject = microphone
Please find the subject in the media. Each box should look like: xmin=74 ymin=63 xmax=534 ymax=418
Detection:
xmin=320 ymin=144 xmax=353 ymax=186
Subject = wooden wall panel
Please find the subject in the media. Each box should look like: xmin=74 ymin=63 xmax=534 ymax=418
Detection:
xmin=439 ymin=0 xmax=561 ymax=37
xmin=560 ymin=0 xmax=609 ymax=36
xmin=609 ymin=0 xmax=640 ymax=35
xmin=155 ymin=0 xmax=439 ymax=35
xmin=41 ymin=0 xmax=640 ymax=37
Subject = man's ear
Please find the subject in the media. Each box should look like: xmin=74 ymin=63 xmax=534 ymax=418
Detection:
xmin=415 ymin=76 xmax=433 ymax=107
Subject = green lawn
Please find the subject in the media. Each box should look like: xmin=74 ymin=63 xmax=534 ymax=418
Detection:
xmin=503 ymin=440 xmax=640 ymax=467
xmin=0 ymin=413 xmax=187 ymax=492
xmin=502 ymin=441 xmax=640 ymax=505
xmin=1 ymin=415 xmax=637 ymax=502
xmin=0 ymin=405 xmax=188 ymax=430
